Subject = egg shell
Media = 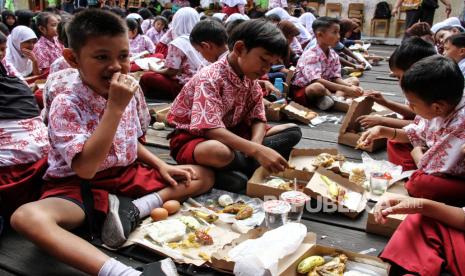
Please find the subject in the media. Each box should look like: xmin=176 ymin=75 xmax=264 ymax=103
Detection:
xmin=162 ymin=200 xmax=181 ymax=215
xmin=150 ymin=208 xmax=169 ymax=221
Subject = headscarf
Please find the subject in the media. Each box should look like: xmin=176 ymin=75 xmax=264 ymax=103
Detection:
xmin=212 ymin=13 xmax=227 ymax=21
xmin=431 ymin=17 xmax=464 ymax=34
xmin=127 ymin=13 xmax=143 ymax=21
xmin=265 ymin=7 xmax=311 ymax=43
xmin=5 ymin=26 xmax=37 ymax=77
xmin=265 ymin=7 xmax=291 ymax=20
xmin=171 ymin=7 xmax=200 ymax=39
xmin=224 ymin=13 xmax=249 ymax=23
xmin=299 ymin=12 xmax=316 ymax=34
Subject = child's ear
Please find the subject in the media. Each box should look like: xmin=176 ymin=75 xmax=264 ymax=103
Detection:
xmin=232 ymin=40 xmax=246 ymax=56
xmin=63 ymin=48 xmax=79 ymax=69
xmin=432 ymin=100 xmax=449 ymax=116
xmin=201 ymin=42 xmax=211 ymax=50
xmin=459 ymin=47 xmax=465 ymax=57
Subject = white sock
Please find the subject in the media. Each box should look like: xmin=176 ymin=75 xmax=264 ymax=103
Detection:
xmin=98 ymin=258 xmax=141 ymax=276
xmin=132 ymin=193 xmax=163 ymax=218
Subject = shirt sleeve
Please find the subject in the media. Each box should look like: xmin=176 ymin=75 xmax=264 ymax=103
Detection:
xmin=33 ymin=43 xmax=50 ymax=70
xmin=165 ymin=44 xmax=184 ymax=70
xmin=403 ymin=118 xmax=428 ymax=148
xmin=48 ymin=95 xmax=90 ymax=168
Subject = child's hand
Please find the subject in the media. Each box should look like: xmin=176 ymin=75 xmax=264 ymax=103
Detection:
xmin=355 ymin=64 xmax=365 ymax=71
xmin=253 ymin=145 xmax=288 ymax=173
xmin=21 ymin=49 xmax=37 ymax=62
xmin=344 ymin=85 xmax=364 ymax=97
xmin=364 ymin=90 xmax=387 ymax=105
xmin=260 ymin=80 xmax=281 ymax=97
xmin=357 ymin=115 xmax=384 ymax=128
xmin=374 ymin=197 xmax=425 ymax=224
xmin=107 ymin=73 xmax=138 ymax=113
xmin=159 ymin=164 xmax=197 ymax=187
xmin=357 ymin=126 xmax=384 ymax=147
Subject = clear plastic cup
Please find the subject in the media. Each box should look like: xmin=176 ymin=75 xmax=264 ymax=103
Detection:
xmin=279 ymin=191 xmax=310 ymax=223
xmin=263 ymin=200 xmax=291 ymax=229
xmin=370 ymin=172 xmax=390 ymax=195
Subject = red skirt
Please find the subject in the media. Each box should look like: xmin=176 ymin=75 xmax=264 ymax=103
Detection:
xmin=387 ymin=140 xmax=416 ymax=171
xmin=380 ymin=214 xmax=465 ymax=275
xmin=40 ymin=162 xmax=167 ymax=214
xmin=406 ymin=170 xmax=465 ymax=207
xmin=0 ymin=158 xmax=48 ymax=218
xmin=139 ymin=72 xmax=182 ymax=100
xmin=155 ymin=43 xmax=168 ymax=58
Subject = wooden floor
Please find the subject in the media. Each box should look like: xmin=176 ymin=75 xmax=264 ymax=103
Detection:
xmin=0 ymin=45 xmax=402 ymax=275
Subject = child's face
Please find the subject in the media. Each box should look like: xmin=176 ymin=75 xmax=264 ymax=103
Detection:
xmin=435 ymin=28 xmax=461 ymax=46
xmin=40 ymin=15 xmax=59 ymax=38
xmin=68 ymin=34 xmax=130 ymax=97
xmin=20 ymin=38 xmax=37 ymax=51
xmin=193 ymin=41 xmax=225 ymax=63
xmin=317 ymin=24 xmax=340 ymax=48
xmin=443 ymin=41 xmax=464 ymax=62
xmin=154 ymin=20 xmax=165 ymax=32
xmin=233 ymin=43 xmax=280 ymax=80
xmin=0 ymin=43 xmax=6 ymax=60
xmin=128 ymin=29 xmax=138 ymax=39
xmin=6 ymin=16 xmax=15 ymax=26
xmin=404 ymin=92 xmax=447 ymax=120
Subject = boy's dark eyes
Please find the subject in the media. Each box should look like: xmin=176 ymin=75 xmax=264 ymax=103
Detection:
xmin=95 ymin=55 xmax=108 ymax=60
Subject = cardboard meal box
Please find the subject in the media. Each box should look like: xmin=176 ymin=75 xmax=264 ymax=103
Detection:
xmin=282 ymin=101 xmax=318 ymax=125
xmin=265 ymin=102 xmax=286 ymax=122
xmin=304 ymin=168 xmax=368 ymax=219
xmin=366 ymin=192 xmax=408 ymax=237
xmin=247 ymin=167 xmax=312 ymax=199
xmin=289 ymin=148 xmax=344 ymax=176
xmin=332 ymin=98 xmax=350 ymax=113
xmin=149 ymin=103 xmax=171 ymax=123
xmin=338 ymin=97 xmax=386 ymax=152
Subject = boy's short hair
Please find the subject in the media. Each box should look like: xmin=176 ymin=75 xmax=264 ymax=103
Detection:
xmin=312 ymin=16 xmax=339 ymax=33
xmin=228 ymin=19 xmax=288 ymax=59
xmin=67 ymin=9 xmax=127 ymax=53
xmin=389 ymin=37 xmax=436 ymax=71
xmin=225 ymin=18 xmax=245 ymax=36
xmin=190 ymin=20 xmax=227 ymax=46
xmin=401 ymin=55 xmax=464 ymax=106
xmin=445 ymin=33 xmax=465 ymax=48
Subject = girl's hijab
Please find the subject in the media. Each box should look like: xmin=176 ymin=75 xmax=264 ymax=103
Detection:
xmin=5 ymin=26 xmax=37 ymax=77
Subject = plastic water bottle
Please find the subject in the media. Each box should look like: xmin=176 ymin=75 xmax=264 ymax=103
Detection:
xmin=274 ymin=78 xmax=284 ymax=95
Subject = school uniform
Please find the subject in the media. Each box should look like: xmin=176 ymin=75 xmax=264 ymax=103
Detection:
xmin=380 ymin=213 xmax=465 ymax=275
xmin=0 ymin=63 xmax=49 ymax=218
xmin=129 ymin=34 xmax=156 ymax=56
xmin=167 ymin=54 xmax=267 ymax=164
xmin=141 ymin=19 xmax=154 ymax=34
xmin=140 ymin=36 xmax=207 ymax=99
xmin=154 ymin=29 xmax=173 ymax=58
xmin=291 ymin=43 xmax=341 ymax=106
xmin=40 ymin=72 xmax=166 ymax=214
xmin=5 ymin=26 xmax=38 ymax=78
xmin=1 ymin=59 xmax=25 ymax=81
xmin=146 ymin=28 xmax=166 ymax=45
xmin=49 ymin=56 xmax=71 ymax=74
xmin=33 ymin=36 xmax=64 ymax=71
xmin=403 ymin=96 xmax=465 ymax=206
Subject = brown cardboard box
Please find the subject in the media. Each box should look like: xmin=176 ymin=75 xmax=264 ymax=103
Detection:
xmin=289 ymin=148 xmax=343 ymax=176
xmin=149 ymin=103 xmax=171 ymax=123
xmin=265 ymin=102 xmax=286 ymax=122
xmin=366 ymin=192 xmax=408 ymax=237
xmin=304 ymin=168 xmax=368 ymax=218
xmin=247 ymin=167 xmax=312 ymax=199
xmin=338 ymin=96 xmax=386 ymax=152
xmin=332 ymin=98 xmax=350 ymax=112
xmin=282 ymin=101 xmax=318 ymax=124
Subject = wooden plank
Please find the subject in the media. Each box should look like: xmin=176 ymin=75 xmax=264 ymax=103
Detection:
xmin=145 ymin=128 xmax=170 ymax=148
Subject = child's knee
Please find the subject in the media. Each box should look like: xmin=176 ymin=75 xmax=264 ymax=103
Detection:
xmin=10 ymin=203 xmax=45 ymax=232
xmin=195 ymin=140 xmax=234 ymax=165
xmin=189 ymin=165 xmax=214 ymax=194
xmin=305 ymin=83 xmax=326 ymax=97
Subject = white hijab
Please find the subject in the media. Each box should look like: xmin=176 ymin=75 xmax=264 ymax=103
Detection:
xmin=212 ymin=13 xmax=227 ymax=21
xmin=265 ymin=7 xmax=291 ymax=20
xmin=171 ymin=7 xmax=200 ymax=39
xmin=299 ymin=12 xmax=316 ymax=34
xmin=224 ymin=13 xmax=249 ymax=23
xmin=5 ymin=26 xmax=37 ymax=77
xmin=266 ymin=8 xmax=311 ymax=43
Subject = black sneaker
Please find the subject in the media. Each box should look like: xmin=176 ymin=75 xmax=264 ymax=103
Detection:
xmin=101 ymin=194 xmax=140 ymax=248
xmin=214 ymin=171 xmax=248 ymax=194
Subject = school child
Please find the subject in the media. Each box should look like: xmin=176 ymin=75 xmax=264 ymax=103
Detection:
xmin=10 ymin=10 xmax=213 ymax=275
xmin=336 ymin=18 xmax=365 ymax=69
xmin=291 ymin=17 xmax=363 ymax=111
xmin=443 ymin=33 xmax=465 ymax=76
xmin=140 ymin=7 xmax=206 ymax=99
xmin=278 ymin=20 xmax=303 ymax=56
xmin=357 ymin=37 xmax=436 ymax=171
xmin=168 ymin=19 xmax=302 ymax=190
xmin=221 ymin=0 xmax=246 ymax=16
xmin=345 ymin=18 xmax=362 ymax=46
xmin=431 ymin=17 xmax=464 ymax=54
xmin=0 ymin=33 xmax=24 ymax=80
xmin=146 ymin=16 xmax=168 ymax=45
xmin=265 ymin=8 xmax=312 ymax=47
xmin=189 ymin=19 xmax=229 ymax=63
xmin=359 ymin=55 xmax=465 ymax=206
xmin=138 ymin=8 xmax=154 ymax=34
xmin=32 ymin=12 xmax=64 ymax=72
xmin=374 ymin=196 xmax=465 ymax=275
xmin=0 ymin=34 xmax=49 ymax=220
xmin=1 ymin=10 xmax=16 ymax=33
xmin=5 ymin=26 xmax=41 ymax=78
xmin=49 ymin=19 xmax=72 ymax=74
xmin=127 ymin=18 xmax=155 ymax=56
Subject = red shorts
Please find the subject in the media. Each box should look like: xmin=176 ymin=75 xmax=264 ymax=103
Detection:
xmin=222 ymin=5 xmax=240 ymax=16
xmin=0 ymin=158 xmax=48 ymax=218
xmin=291 ymin=85 xmax=308 ymax=107
xmin=139 ymin=72 xmax=182 ymax=100
xmin=170 ymin=123 xmax=271 ymax=165
xmin=387 ymin=140 xmax=416 ymax=171
xmin=40 ymin=162 xmax=167 ymax=214
xmin=155 ymin=43 xmax=168 ymax=58
xmin=406 ymin=170 xmax=465 ymax=206
xmin=130 ymin=53 xmax=165 ymax=72
xmin=381 ymin=214 xmax=465 ymax=275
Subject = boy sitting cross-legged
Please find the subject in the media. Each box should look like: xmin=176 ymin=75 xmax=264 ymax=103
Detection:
xmin=168 ymin=19 xmax=302 ymax=191
xmin=11 ymin=10 xmax=214 ymax=276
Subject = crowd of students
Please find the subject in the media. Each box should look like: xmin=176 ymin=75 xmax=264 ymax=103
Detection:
xmin=0 ymin=2 xmax=464 ymax=276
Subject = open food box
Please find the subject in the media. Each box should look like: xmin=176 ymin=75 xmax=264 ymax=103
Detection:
xmin=304 ymin=168 xmax=368 ymax=218
xmin=247 ymin=167 xmax=312 ymax=199
xmin=366 ymin=192 xmax=408 ymax=237
xmin=282 ymin=101 xmax=318 ymax=125
xmin=211 ymin=231 xmax=390 ymax=275
xmin=289 ymin=148 xmax=345 ymax=176
xmin=265 ymin=102 xmax=286 ymax=122
xmin=338 ymin=97 xmax=386 ymax=152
